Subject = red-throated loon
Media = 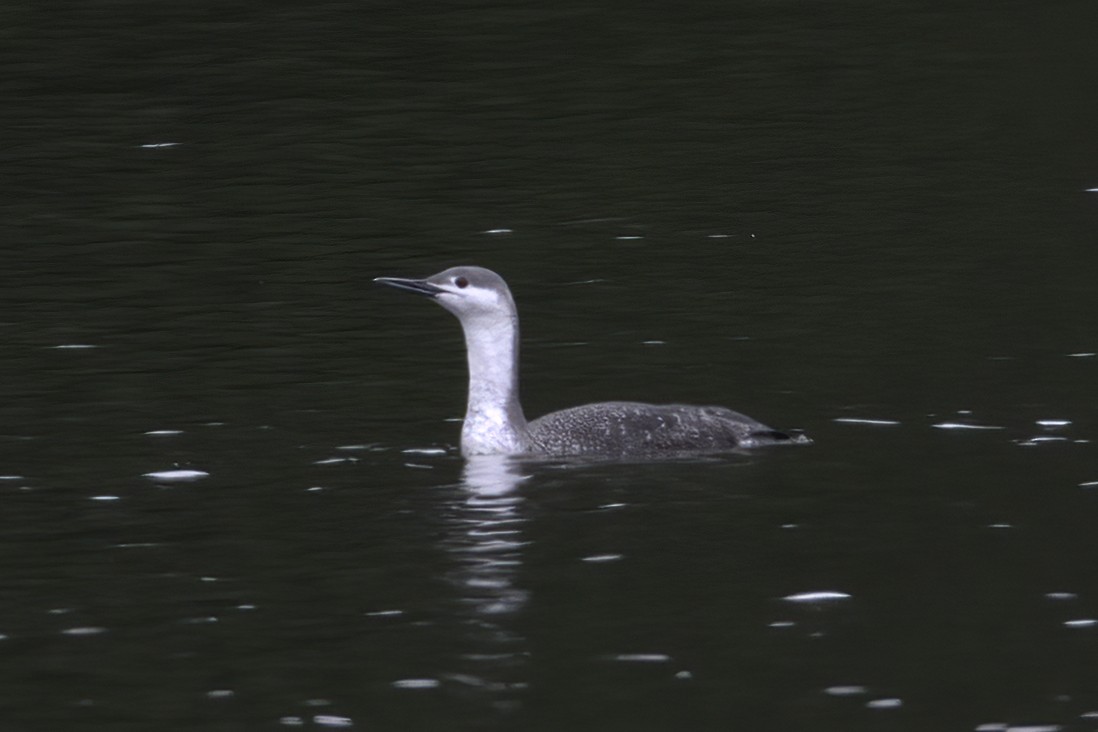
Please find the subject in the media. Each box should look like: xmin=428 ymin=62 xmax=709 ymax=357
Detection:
xmin=375 ymin=266 xmax=810 ymax=457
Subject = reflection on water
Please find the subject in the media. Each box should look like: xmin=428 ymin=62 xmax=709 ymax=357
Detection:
xmin=3 ymin=0 xmax=1098 ymax=727
xmin=436 ymin=456 xmax=531 ymax=714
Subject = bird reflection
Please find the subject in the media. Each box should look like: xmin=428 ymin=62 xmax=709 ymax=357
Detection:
xmin=438 ymin=455 xmax=531 ymax=713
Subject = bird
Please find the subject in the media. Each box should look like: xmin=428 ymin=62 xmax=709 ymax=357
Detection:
xmin=375 ymin=266 xmax=809 ymax=457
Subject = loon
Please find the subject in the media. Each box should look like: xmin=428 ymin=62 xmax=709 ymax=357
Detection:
xmin=375 ymin=266 xmax=809 ymax=457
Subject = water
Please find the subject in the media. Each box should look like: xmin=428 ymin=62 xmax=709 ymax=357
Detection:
xmin=3 ymin=1 xmax=1098 ymax=730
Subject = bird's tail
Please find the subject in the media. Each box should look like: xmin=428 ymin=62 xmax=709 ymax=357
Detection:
xmin=748 ymin=429 xmax=813 ymax=446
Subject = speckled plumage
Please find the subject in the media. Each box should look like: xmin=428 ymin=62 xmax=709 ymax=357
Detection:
xmin=375 ymin=266 xmax=809 ymax=457
xmin=528 ymin=401 xmax=801 ymax=456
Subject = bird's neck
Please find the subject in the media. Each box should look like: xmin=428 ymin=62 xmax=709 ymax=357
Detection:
xmin=458 ymin=312 xmax=530 ymax=455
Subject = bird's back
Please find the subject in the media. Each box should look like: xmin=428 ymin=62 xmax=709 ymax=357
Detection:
xmin=527 ymin=401 xmax=805 ymax=456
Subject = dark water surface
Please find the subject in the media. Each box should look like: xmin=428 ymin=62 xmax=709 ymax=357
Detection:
xmin=4 ymin=1 xmax=1098 ymax=730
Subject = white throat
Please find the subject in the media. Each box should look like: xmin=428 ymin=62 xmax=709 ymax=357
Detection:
xmin=456 ymin=311 xmax=530 ymax=456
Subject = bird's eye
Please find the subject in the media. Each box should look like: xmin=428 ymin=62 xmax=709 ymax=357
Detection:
xmin=454 ymin=276 xmax=469 ymax=289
